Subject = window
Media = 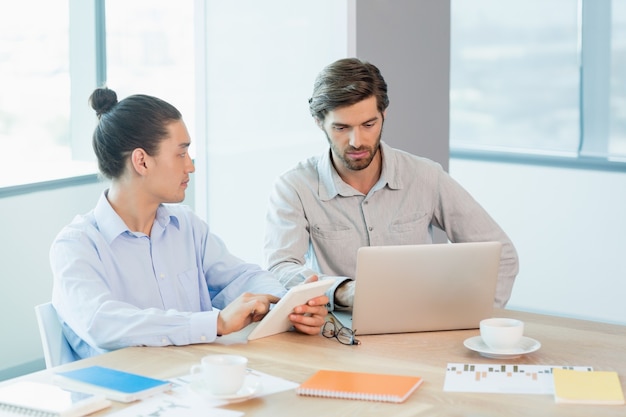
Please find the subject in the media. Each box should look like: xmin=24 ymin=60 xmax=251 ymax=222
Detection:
xmin=0 ymin=1 xmax=96 ymax=188
xmin=199 ymin=1 xmax=347 ymax=263
xmin=450 ymin=0 xmax=580 ymax=155
xmin=104 ymin=0 xmax=196 ymax=155
xmin=0 ymin=0 xmax=195 ymax=190
xmin=611 ymin=1 xmax=626 ymax=156
xmin=450 ymin=0 xmax=626 ymax=167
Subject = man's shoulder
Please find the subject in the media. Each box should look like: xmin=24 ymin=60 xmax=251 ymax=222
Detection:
xmin=384 ymin=144 xmax=444 ymax=171
xmin=53 ymin=210 xmax=98 ymax=243
xmin=277 ymin=155 xmax=322 ymax=182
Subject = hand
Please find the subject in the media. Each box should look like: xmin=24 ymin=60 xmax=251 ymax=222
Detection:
xmin=217 ymin=292 xmax=280 ymax=336
xmin=334 ymin=280 xmax=355 ymax=307
xmin=288 ymin=275 xmax=329 ymax=335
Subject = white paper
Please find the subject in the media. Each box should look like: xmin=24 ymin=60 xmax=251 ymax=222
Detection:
xmin=107 ymin=385 xmax=243 ymax=417
xmin=171 ymin=368 xmax=299 ymax=406
xmin=443 ymin=363 xmax=593 ymax=394
xmin=109 ymin=368 xmax=297 ymax=416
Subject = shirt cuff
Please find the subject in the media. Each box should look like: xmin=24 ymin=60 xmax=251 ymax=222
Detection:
xmin=320 ymin=276 xmax=351 ymax=312
xmin=190 ymin=310 xmax=220 ymax=343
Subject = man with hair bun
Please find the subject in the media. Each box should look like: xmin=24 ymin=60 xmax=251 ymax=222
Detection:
xmin=50 ymin=87 xmax=328 ymax=360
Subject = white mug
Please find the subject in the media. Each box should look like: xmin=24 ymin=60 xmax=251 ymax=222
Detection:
xmin=190 ymin=354 xmax=248 ymax=396
xmin=480 ymin=318 xmax=524 ymax=351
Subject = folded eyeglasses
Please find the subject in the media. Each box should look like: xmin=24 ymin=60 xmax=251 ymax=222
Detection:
xmin=322 ymin=316 xmax=361 ymax=345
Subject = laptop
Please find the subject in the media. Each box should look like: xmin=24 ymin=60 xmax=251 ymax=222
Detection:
xmin=332 ymin=241 xmax=502 ymax=335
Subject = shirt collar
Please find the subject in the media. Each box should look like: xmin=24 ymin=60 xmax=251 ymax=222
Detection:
xmin=317 ymin=141 xmax=401 ymax=201
xmin=93 ymin=190 xmax=180 ymax=244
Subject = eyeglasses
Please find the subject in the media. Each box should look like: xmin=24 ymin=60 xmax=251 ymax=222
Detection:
xmin=322 ymin=317 xmax=361 ymax=345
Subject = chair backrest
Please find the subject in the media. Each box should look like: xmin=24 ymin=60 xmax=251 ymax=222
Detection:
xmin=34 ymin=302 xmax=76 ymax=368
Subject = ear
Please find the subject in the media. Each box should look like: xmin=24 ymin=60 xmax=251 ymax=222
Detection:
xmin=130 ymin=148 xmax=149 ymax=176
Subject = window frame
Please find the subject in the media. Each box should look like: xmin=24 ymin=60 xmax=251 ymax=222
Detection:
xmin=451 ymin=0 xmax=626 ymax=173
xmin=0 ymin=0 xmax=104 ymax=198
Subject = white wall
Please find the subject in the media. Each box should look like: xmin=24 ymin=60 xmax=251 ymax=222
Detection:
xmin=0 ymin=180 xmax=106 ymax=379
xmin=450 ymin=159 xmax=626 ymax=325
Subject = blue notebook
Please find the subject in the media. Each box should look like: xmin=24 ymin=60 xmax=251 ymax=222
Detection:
xmin=55 ymin=366 xmax=172 ymax=403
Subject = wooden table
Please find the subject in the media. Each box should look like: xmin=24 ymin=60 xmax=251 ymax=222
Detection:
xmin=11 ymin=309 xmax=626 ymax=416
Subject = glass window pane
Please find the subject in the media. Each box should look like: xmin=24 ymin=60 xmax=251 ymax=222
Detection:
xmin=0 ymin=1 xmax=95 ymax=188
xmin=105 ymin=0 xmax=196 ymax=156
xmin=610 ymin=0 xmax=626 ymax=157
xmin=450 ymin=0 xmax=580 ymax=154
xmin=204 ymin=0 xmax=346 ymax=263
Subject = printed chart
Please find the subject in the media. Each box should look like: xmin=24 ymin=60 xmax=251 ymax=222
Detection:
xmin=444 ymin=363 xmax=593 ymax=394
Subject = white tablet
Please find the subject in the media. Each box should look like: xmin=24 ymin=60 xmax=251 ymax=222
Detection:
xmin=247 ymin=279 xmax=334 ymax=341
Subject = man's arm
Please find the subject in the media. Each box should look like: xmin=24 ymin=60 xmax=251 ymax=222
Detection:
xmin=264 ymin=176 xmax=350 ymax=310
xmin=434 ymin=170 xmax=519 ymax=307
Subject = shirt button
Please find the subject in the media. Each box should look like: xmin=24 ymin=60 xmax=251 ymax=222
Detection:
xmin=160 ymin=273 xmax=165 ymax=279
xmin=368 ymin=226 xmax=373 ymax=231
xmin=200 ymin=335 xmax=207 ymax=341
xmin=161 ymin=337 xmax=167 ymax=344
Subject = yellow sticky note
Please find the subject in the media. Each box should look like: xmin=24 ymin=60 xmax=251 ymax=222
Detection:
xmin=553 ymin=368 xmax=625 ymax=405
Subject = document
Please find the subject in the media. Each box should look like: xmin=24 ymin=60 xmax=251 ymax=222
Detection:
xmin=444 ymin=363 xmax=593 ymax=394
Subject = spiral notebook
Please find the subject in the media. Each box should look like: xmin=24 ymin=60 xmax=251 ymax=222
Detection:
xmin=0 ymin=380 xmax=111 ymax=417
xmin=296 ymin=370 xmax=423 ymax=403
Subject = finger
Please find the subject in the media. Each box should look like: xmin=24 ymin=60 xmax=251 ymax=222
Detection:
xmin=291 ymin=322 xmax=322 ymax=335
xmin=296 ymin=305 xmax=327 ymax=317
xmin=293 ymin=297 xmax=329 ymax=314
xmin=290 ymin=314 xmax=326 ymax=335
xmin=307 ymin=295 xmax=329 ymax=306
xmin=303 ymin=275 xmax=319 ymax=284
xmin=263 ymin=294 xmax=281 ymax=304
xmin=247 ymin=298 xmax=269 ymax=315
xmin=290 ymin=310 xmax=326 ymax=326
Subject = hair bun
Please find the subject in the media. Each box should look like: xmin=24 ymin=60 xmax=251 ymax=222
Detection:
xmin=89 ymin=87 xmax=118 ymax=117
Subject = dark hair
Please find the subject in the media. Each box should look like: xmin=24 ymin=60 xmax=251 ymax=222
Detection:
xmin=89 ymin=87 xmax=182 ymax=179
xmin=308 ymin=58 xmax=389 ymax=121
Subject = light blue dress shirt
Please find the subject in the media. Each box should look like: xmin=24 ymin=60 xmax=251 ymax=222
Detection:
xmin=50 ymin=191 xmax=286 ymax=359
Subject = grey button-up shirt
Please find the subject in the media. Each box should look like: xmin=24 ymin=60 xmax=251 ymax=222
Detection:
xmin=264 ymin=142 xmax=518 ymax=309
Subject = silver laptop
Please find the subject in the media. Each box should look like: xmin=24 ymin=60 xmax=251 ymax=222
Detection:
xmin=332 ymin=241 xmax=502 ymax=335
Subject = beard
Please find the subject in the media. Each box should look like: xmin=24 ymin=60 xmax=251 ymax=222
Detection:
xmin=325 ymin=127 xmax=383 ymax=172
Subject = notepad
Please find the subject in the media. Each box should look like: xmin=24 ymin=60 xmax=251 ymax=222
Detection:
xmin=0 ymin=380 xmax=111 ymax=417
xmin=55 ymin=365 xmax=172 ymax=403
xmin=296 ymin=370 xmax=423 ymax=403
xmin=553 ymin=368 xmax=625 ymax=405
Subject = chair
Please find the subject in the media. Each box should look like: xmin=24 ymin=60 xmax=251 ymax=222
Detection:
xmin=34 ymin=302 xmax=76 ymax=368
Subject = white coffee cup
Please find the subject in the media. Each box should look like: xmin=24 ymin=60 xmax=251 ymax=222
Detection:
xmin=190 ymin=354 xmax=248 ymax=396
xmin=480 ymin=318 xmax=524 ymax=351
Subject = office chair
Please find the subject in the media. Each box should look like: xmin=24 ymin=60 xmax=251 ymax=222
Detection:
xmin=34 ymin=302 xmax=76 ymax=368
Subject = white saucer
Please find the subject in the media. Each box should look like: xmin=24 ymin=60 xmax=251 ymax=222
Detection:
xmin=463 ymin=336 xmax=541 ymax=359
xmin=189 ymin=375 xmax=261 ymax=403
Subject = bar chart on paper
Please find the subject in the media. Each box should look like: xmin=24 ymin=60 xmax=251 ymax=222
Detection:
xmin=443 ymin=363 xmax=593 ymax=394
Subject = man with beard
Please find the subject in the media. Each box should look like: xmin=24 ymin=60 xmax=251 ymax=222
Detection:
xmin=263 ymin=58 xmax=518 ymax=312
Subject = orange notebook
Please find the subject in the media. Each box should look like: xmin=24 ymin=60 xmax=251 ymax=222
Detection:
xmin=296 ymin=370 xmax=423 ymax=403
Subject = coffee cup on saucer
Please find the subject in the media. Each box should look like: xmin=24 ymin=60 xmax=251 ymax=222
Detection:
xmin=190 ymin=354 xmax=248 ymax=396
xmin=480 ymin=318 xmax=524 ymax=351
